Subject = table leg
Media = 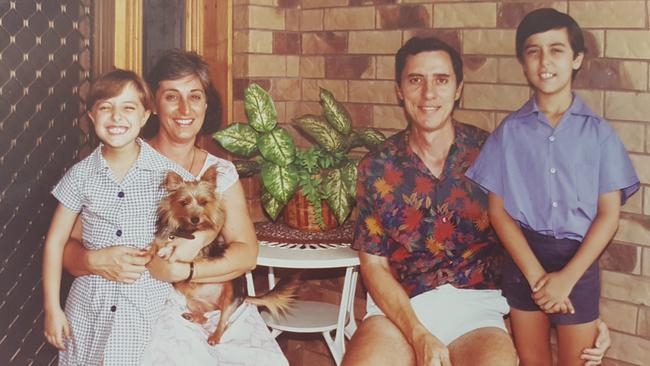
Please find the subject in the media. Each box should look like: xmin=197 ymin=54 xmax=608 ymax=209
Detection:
xmin=325 ymin=266 xmax=356 ymax=365
xmin=344 ymin=267 xmax=358 ymax=338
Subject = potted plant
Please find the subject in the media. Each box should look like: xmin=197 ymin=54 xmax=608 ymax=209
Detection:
xmin=213 ymin=84 xmax=385 ymax=231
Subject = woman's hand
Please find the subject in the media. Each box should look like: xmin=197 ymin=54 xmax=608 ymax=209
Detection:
xmin=44 ymin=307 xmax=70 ymax=350
xmin=156 ymin=234 xmax=206 ymax=263
xmin=147 ymin=254 xmax=191 ymax=283
xmin=87 ymin=245 xmax=151 ymax=283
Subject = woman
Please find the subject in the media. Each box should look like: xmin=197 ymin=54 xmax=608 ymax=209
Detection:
xmin=62 ymin=50 xmax=288 ymax=365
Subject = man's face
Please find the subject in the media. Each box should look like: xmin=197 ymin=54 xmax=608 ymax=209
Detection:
xmin=396 ymin=50 xmax=463 ymax=134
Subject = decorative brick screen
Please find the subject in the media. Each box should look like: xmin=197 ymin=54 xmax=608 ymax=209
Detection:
xmin=0 ymin=1 xmax=92 ymax=364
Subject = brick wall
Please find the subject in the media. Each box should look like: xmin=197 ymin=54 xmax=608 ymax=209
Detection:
xmin=232 ymin=1 xmax=650 ymax=364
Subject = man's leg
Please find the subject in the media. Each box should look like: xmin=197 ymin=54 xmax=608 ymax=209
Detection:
xmin=342 ymin=316 xmax=415 ymax=366
xmin=448 ymin=327 xmax=517 ymax=366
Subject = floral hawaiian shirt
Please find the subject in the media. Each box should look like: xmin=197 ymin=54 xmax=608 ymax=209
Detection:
xmin=352 ymin=122 xmax=503 ymax=298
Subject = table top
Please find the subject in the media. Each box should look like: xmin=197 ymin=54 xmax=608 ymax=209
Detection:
xmin=254 ymin=221 xmax=360 ymax=269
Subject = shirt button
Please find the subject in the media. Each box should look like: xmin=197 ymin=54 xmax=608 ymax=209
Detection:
xmin=550 ymin=168 xmax=557 ymax=174
xmin=116 ymin=230 xmax=122 ymax=237
xmin=110 ymin=305 xmax=117 ymax=312
xmin=117 ymin=191 xmax=125 ymax=198
xmin=549 ymin=136 xmax=556 ymax=142
xmin=552 ymin=201 xmax=558 ymax=208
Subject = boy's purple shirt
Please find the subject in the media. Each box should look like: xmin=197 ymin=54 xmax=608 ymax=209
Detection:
xmin=465 ymin=94 xmax=639 ymax=241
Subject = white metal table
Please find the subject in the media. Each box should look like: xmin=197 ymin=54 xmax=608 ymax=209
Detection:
xmin=245 ymin=232 xmax=359 ymax=365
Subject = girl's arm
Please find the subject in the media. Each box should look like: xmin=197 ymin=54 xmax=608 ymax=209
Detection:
xmin=360 ymin=252 xmax=452 ymax=366
xmin=488 ymin=192 xmax=546 ymax=286
xmin=147 ymin=181 xmax=258 ymax=283
xmin=63 ymin=217 xmax=150 ymax=283
xmin=532 ymin=190 xmax=620 ymax=305
xmin=43 ymin=204 xmax=78 ymax=349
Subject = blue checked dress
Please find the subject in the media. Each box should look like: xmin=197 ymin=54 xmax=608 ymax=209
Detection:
xmin=52 ymin=139 xmax=194 ymax=366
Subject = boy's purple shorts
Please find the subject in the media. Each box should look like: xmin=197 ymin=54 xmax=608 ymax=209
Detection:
xmin=501 ymin=228 xmax=600 ymax=325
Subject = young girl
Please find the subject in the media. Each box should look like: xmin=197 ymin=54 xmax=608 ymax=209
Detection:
xmin=42 ymin=69 xmax=194 ymax=365
xmin=466 ymin=8 xmax=639 ymax=366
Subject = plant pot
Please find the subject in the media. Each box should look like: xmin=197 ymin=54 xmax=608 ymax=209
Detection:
xmin=283 ymin=191 xmax=339 ymax=232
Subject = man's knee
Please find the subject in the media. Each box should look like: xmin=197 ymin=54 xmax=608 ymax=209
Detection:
xmin=343 ymin=316 xmax=415 ymax=366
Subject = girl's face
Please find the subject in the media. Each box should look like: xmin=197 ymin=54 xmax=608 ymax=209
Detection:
xmin=154 ymin=74 xmax=207 ymax=143
xmin=89 ymin=82 xmax=150 ymax=150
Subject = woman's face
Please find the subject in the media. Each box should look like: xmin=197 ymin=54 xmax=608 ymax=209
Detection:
xmin=155 ymin=74 xmax=207 ymax=143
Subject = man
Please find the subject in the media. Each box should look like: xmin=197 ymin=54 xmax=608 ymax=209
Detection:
xmin=343 ymin=36 xmax=608 ymax=366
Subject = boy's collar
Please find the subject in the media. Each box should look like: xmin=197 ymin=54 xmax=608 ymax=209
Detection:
xmin=512 ymin=92 xmax=598 ymax=119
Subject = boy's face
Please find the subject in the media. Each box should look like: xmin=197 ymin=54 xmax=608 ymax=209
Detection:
xmin=396 ymin=50 xmax=463 ymax=134
xmin=89 ymin=83 xmax=150 ymax=150
xmin=520 ymin=28 xmax=584 ymax=98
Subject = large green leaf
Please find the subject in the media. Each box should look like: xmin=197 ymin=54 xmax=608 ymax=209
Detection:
xmin=320 ymin=88 xmax=352 ymax=135
xmin=232 ymin=159 xmax=261 ymax=178
xmin=257 ymin=127 xmax=296 ymax=167
xmin=261 ymin=162 xmax=298 ymax=204
xmin=261 ymin=191 xmax=283 ymax=220
xmin=294 ymin=114 xmax=344 ymax=152
xmin=341 ymin=161 xmax=357 ymax=200
xmin=323 ymin=168 xmax=351 ymax=224
xmin=244 ymin=83 xmax=277 ymax=133
xmin=356 ymin=128 xmax=386 ymax=149
xmin=213 ymin=123 xmax=259 ymax=157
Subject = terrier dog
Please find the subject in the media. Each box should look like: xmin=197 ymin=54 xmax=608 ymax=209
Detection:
xmin=152 ymin=165 xmax=298 ymax=345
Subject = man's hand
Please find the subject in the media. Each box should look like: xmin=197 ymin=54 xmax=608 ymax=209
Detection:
xmin=532 ymin=271 xmax=575 ymax=313
xmin=412 ymin=328 xmax=451 ymax=366
xmin=581 ymin=320 xmax=611 ymax=365
xmin=87 ymin=246 xmax=151 ymax=283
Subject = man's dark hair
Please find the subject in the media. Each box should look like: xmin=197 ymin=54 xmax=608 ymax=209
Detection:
xmin=395 ymin=36 xmax=464 ymax=86
xmin=516 ymin=8 xmax=586 ymax=63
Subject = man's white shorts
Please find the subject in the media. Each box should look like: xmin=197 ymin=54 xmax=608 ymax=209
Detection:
xmin=364 ymin=284 xmax=510 ymax=345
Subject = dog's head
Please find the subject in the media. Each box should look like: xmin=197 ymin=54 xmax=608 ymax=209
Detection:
xmin=157 ymin=165 xmax=224 ymax=233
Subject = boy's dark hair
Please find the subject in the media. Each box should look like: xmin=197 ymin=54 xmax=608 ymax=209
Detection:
xmin=86 ymin=69 xmax=153 ymax=111
xmin=142 ymin=49 xmax=221 ymax=138
xmin=395 ymin=36 xmax=464 ymax=86
xmin=516 ymin=8 xmax=586 ymax=64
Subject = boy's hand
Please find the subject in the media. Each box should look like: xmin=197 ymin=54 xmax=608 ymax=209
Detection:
xmin=532 ymin=271 xmax=575 ymax=313
xmin=44 ymin=308 xmax=70 ymax=350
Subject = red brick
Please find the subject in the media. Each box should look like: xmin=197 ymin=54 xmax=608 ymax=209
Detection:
xmin=350 ymin=0 xmax=396 ymax=5
xmin=600 ymin=243 xmax=639 ymax=274
xmin=404 ymin=30 xmax=461 ymax=53
xmin=378 ymin=5 xmax=430 ymax=29
xmin=325 ymin=55 xmax=373 ymax=79
xmin=278 ymin=0 xmax=300 ymax=8
xmin=273 ymin=32 xmax=301 ymax=55
xmin=233 ymin=78 xmax=271 ymax=101
xmin=302 ymin=32 xmax=348 ymax=54
xmin=498 ymin=2 xmax=557 ymax=28
xmin=344 ymin=103 xmax=373 ymax=128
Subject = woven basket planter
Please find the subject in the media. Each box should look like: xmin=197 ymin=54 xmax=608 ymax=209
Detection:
xmin=283 ymin=190 xmax=339 ymax=232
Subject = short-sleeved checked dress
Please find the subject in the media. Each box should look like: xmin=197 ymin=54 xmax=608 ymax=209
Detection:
xmin=141 ymin=153 xmax=288 ymax=366
xmin=52 ymin=140 xmax=195 ymax=366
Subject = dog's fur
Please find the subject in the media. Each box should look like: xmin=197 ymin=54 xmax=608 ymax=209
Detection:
xmin=152 ymin=165 xmax=298 ymax=345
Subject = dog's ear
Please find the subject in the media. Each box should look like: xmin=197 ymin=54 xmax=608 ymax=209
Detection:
xmin=164 ymin=171 xmax=185 ymax=191
xmin=201 ymin=165 xmax=218 ymax=185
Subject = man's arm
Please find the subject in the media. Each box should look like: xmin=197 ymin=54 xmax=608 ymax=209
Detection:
xmin=360 ymin=252 xmax=451 ymax=366
xmin=62 ymin=216 xmax=150 ymax=283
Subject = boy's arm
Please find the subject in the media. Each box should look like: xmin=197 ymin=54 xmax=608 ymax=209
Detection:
xmin=533 ymin=190 xmax=620 ymax=305
xmin=360 ymin=252 xmax=452 ymax=366
xmin=63 ymin=216 xmax=150 ymax=283
xmin=487 ymin=192 xmax=546 ymax=286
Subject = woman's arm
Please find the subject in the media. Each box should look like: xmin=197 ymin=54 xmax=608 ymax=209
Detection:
xmin=62 ymin=216 xmax=151 ymax=283
xmin=147 ymin=181 xmax=258 ymax=283
xmin=359 ymin=252 xmax=452 ymax=366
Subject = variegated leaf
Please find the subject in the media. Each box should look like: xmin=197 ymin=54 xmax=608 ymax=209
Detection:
xmin=257 ymin=127 xmax=296 ymax=167
xmin=233 ymin=159 xmax=261 ymax=178
xmin=341 ymin=161 xmax=357 ymax=200
xmin=323 ymin=168 xmax=351 ymax=224
xmin=244 ymin=83 xmax=277 ymax=133
xmin=320 ymin=88 xmax=352 ymax=135
xmin=212 ymin=123 xmax=259 ymax=157
xmin=293 ymin=114 xmax=344 ymax=152
xmin=356 ymin=128 xmax=386 ymax=148
xmin=261 ymin=191 xmax=283 ymax=220
xmin=261 ymin=162 xmax=298 ymax=204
